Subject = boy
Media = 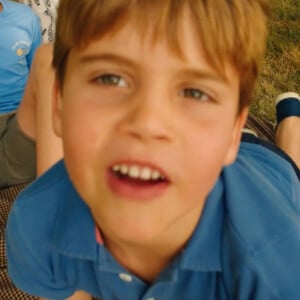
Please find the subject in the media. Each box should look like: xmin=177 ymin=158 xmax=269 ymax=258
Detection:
xmin=0 ymin=0 xmax=41 ymax=113
xmin=0 ymin=0 xmax=42 ymax=187
xmin=0 ymin=43 xmax=62 ymax=188
xmin=5 ymin=0 xmax=300 ymax=299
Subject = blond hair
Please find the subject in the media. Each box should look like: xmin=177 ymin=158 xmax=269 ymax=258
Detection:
xmin=53 ymin=0 xmax=270 ymax=109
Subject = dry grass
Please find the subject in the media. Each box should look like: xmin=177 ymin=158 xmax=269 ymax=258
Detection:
xmin=252 ymin=0 xmax=300 ymax=121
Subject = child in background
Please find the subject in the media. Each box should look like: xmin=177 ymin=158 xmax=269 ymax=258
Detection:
xmin=6 ymin=0 xmax=300 ymax=299
xmin=0 ymin=43 xmax=62 ymax=188
xmin=0 ymin=0 xmax=61 ymax=187
xmin=0 ymin=0 xmax=42 ymax=187
xmin=0 ymin=0 xmax=41 ymax=113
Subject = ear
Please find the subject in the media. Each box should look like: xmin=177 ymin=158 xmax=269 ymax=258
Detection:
xmin=224 ymin=107 xmax=249 ymax=166
xmin=52 ymin=78 xmax=63 ymax=138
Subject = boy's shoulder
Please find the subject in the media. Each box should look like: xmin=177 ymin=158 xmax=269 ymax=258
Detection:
xmin=7 ymin=160 xmax=94 ymax=252
xmin=6 ymin=161 xmax=97 ymax=298
xmin=233 ymin=141 xmax=299 ymax=197
xmin=15 ymin=159 xmax=71 ymax=209
xmin=218 ymin=142 xmax=300 ymax=297
xmin=224 ymin=141 xmax=300 ymax=237
xmin=7 ymin=161 xmax=69 ymax=235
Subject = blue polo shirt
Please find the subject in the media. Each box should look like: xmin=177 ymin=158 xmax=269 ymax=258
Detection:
xmin=6 ymin=142 xmax=300 ymax=300
xmin=0 ymin=0 xmax=42 ymax=113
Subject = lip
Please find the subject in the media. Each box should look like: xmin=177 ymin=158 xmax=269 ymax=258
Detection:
xmin=106 ymin=160 xmax=170 ymax=201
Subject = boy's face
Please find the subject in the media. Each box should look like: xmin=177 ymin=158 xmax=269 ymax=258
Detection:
xmin=54 ymin=14 xmax=247 ymax=249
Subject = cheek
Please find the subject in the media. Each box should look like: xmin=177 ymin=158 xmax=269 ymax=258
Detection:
xmin=62 ymin=115 xmax=102 ymax=205
xmin=62 ymin=97 xmax=103 ymax=145
xmin=182 ymin=131 xmax=233 ymax=198
xmin=188 ymin=156 xmax=223 ymax=198
xmin=61 ymin=107 xmax=101 ymax=187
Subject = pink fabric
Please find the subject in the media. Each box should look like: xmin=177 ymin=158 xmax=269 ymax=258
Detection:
xmin=95 ymin=226 xmax=104 ymax=245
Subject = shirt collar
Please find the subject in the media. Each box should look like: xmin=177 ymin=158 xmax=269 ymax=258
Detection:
xmin=51 ymin=161 xmax=99 ymax=261
xmin=178 ymin=177 xmax=225 ymax=272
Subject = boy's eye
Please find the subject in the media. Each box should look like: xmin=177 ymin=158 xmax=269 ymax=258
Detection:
xmin=96 ymin=74 xmax=127 ymax=87
xmin=181 ymin=88 xmax=210 ymax=102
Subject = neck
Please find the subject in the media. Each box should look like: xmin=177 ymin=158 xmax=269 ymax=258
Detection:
xmin=106 ymin=238 xmax=182 ymax=283
xmin=105 ymin=205 xmax=204 ymax=283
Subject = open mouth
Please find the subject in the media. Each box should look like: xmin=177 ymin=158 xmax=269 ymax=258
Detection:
xmin=112 ymin=164 xmax=166 ymax=182
xmin=108 ymin=163 xmax=169 ymax=199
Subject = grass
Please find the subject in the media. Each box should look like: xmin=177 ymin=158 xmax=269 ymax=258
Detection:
xmin=252 ymin=0 xmax=300 ymax=121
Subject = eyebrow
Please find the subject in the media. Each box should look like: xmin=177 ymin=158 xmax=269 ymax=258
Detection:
xmin=79 ymin=53 xmax=138 ymax=68
xmin=178 ymin=68 xmax=229 ymax=85
xmin=79 ymin=52 xmax=229 ymax=84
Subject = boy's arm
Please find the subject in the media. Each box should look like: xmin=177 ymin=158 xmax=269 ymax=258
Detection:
xmin=6 ymin=201 xmax=79 ymax=299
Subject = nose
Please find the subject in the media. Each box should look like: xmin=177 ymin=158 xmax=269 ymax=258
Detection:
xmin=118 ymin=87 xmax=174 ymax=143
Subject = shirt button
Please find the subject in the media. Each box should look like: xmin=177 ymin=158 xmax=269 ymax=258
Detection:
xmin=119 ymin=273 xmax=133 ymax=283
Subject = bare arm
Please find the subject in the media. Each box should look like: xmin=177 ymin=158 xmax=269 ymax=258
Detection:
xmin=17 ymin=42 xmax=63 ymax=175
xmin=32 ymin=43 xmax=63 ymax=175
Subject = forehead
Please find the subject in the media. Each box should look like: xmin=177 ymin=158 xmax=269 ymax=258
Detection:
xmin=88 ymin=9 xmax=199 ymax=56
xmin=66 ymin=18 xmax=239 ymax=105
xmin=71 ymin=9 xmax=238 ymax=85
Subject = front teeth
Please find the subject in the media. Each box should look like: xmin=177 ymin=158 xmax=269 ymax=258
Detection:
xmin=112 ymin=164 xmax=164 ymax=181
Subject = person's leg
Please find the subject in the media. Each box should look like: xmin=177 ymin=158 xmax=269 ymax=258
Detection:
xmin=17 ymin=43 xmax=63 ymax=176
xmin=275 ymin=93 xmax=300 ymax=169
xmin=241 ymin=92 xmax=300 ymax=179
